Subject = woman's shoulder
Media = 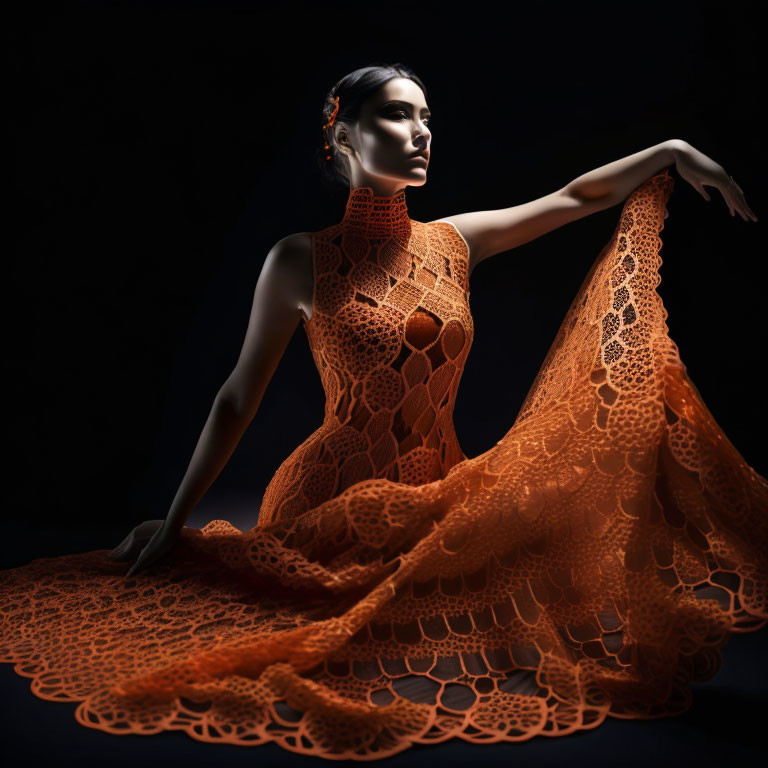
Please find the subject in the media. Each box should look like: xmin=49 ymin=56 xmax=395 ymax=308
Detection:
xmin=269 ymin=232 xmax=313 ymax=273
xmin=273 ymin=231 xmax=313 ymax=254
xmin=268 ymin=233 xmax=314 ymax=322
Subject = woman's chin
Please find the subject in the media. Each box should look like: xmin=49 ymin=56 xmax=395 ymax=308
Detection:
xmin=406 ymin=171 xmax=428 ymax=186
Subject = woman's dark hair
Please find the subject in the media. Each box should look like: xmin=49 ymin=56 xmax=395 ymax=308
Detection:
xmin=316 ymin=62 xmax=427 ymax=188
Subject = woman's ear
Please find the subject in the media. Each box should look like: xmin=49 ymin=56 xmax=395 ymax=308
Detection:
xmin=335 ymin=126 xmax=349 ymax=155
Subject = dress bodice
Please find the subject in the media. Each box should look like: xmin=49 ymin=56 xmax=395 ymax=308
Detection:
xmin=259 ymin=185 xmax=473 ymax=524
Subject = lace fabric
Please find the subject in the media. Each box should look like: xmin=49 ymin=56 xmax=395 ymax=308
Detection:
xmin=1 ymin=169 xmax=766 ymax=760
xmin=259 ymin=184 xmax=473 ymax=525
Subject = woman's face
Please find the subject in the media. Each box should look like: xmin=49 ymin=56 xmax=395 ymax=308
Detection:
xmin=336 ymin=77 xmax=431 ymax=194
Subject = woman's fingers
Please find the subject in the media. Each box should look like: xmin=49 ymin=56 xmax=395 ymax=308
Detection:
xmin=125 ymin=543 xmax=159 ymax=576
xmin=727 ymin=176 xmax=758 ymax=221
xmin=724 ymin=196 xmax=734 ymax=216
xmin=111 ymin=533 xmax=143 ymax=560
xmin=721 ymin=188 xmax=736 ymax=217
xmin=124 ymin=525 xmax=178 ymax=577
xmin=110 ymin=521 xmax=166 ymax=561
xmin=724 ymin=179 xmax=743 ymax=218
xmin=695 ymin=181 xmax=711 ymax=201
xmin=126 ymin=552 xmax=146 ymax=577
xmin=125 ymin=545 xmax=162 ymax=577
xmin=695 ymin=172 xmax=757 ymax=222
xmin=126 ymin=549 xmax=147 ymax=577
xmin=734 ymin=189 xmax=758 ymax=222
xmin=109 ymin=535 xmax=133 ymax=560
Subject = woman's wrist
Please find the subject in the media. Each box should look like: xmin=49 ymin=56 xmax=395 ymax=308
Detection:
xmin=666 ymin=139 xmax=691 ymax=163
xmin=162 ymin=514 xmax=187 ymax=535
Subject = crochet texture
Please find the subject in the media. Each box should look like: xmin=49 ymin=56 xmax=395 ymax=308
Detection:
xmin=1 ymin=169 xmax=766 ymax=760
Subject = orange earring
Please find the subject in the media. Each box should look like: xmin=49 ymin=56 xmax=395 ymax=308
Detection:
xmin=323 ymin=95 xmax=340 ymax=160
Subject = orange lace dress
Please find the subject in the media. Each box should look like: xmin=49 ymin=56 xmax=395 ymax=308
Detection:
xmin=1 ymin=169 xmax=766 ymax=760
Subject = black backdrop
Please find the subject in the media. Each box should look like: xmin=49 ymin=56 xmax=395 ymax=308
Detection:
xmin=3 ymin=1 xmax=766 ymax=765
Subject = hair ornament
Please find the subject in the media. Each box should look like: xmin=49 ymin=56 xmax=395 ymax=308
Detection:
xmin=323 ymin=95 xmax=340 ymax=160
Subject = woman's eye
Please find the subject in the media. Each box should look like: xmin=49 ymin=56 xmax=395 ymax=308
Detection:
xmin=390 ymin=111 xmax=430 ymax=126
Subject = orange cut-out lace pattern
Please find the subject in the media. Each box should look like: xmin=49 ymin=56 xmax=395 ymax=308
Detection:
xmin=259 ymin=185 xmax=473 ymax=526
xmin=1 ymin=170 xmax=766 ymax=761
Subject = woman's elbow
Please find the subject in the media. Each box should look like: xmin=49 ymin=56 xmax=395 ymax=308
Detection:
xmin=216 ymin=375 xmax=259 ymax=420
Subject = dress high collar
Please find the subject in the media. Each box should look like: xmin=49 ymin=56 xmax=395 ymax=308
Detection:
xmin=341 ymin=186 xmax=411 ymax=238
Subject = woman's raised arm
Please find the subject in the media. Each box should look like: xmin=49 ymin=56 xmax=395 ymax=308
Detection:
xmin=437 ymin=140 xmax=755 ymax=277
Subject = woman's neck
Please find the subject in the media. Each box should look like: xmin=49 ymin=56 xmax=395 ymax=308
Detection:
xmin=340 ymin=185 xmax=411 ymax=239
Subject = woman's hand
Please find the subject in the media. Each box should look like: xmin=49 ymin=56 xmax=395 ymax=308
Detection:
xmin=672 ymin=141 xmax=757 ymax=222
xmin=109 ymin=519 xmax=181 ymax=577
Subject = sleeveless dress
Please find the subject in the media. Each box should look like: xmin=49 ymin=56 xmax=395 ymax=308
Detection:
xmin=1 ymin=169 xmax=766 ymax=761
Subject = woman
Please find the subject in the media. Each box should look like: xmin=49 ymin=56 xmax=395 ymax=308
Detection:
xmin=1 ymin=62 xmax=764 ymax=760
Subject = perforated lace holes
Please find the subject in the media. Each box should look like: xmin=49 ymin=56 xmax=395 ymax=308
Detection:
xmin=442 ymin=320 xmax=466 ymax=359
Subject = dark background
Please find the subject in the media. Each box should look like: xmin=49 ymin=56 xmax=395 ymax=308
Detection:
xmin=3 ymin=1 xmax=766 ymax=765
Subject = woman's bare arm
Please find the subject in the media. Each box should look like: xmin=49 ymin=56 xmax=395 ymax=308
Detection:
xmin=162 ymin=232 xmax=312 ymax=533
xmin=432 ymin=139 xmax=683 ymax=275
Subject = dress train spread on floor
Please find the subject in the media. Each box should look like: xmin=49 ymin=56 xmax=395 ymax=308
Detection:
xmin=1 ymin=169 xmax=766 ymax=760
